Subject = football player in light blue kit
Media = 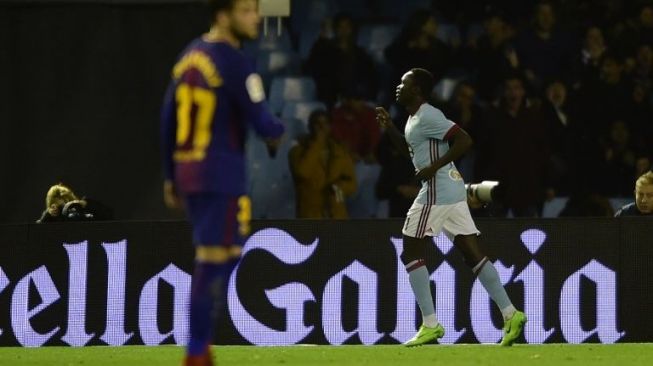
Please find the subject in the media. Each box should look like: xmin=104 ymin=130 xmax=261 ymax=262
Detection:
xmin=376 ymin=68 xmax=526 ymax=347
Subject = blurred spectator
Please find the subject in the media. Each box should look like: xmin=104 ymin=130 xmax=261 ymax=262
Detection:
xmin=626 ymin=80 xmax=653 ymax=154
xmin=331 ymin=90 xmax=382 ymax=218
xmin=575 ymin=52 xmax=630 ymax=138
xmin=441 ymin=81 xmax=482 ymax=181
xmin=37 ymin=183 xmax=113 ymax=223
xmin=330 ymin=90 xmax=380 ymax=163
xmin=468 ymin=10 xmax=522 ymax=101
xmin=305 ymin=13 xmax=377 ymax=108
xmin=514 ymin=1 xmax=575 ymax=90
xmin=542 ymin=80 xmax=576 ymax=195
xmin=571 ymin=26 xmax=607 ymax=90
xmin=600 ymin=120 xmax=639 ymax=197
xmin=289 ymin=110 xmax=357 ymax=218
xmin=630 ymin=43 xmax=653 ymax=85
xmin=375 ymin=130 xmax=420 ymax=218
xmin=570 ymin=0 xmax=625 ymax=30
xmin=614 ymin=171 xmax=653 ymax=217
xmin=614 ymin=4 xmax=653 ymax=57
xmin=636 ymin=156 xmax=652 ymax=178
xmin=558 ymin=193 xmax=615 ymax=217
xmin=385 ymin=9 xmax=453 ymax=90
xmin=477 ymin=75 xmax=552 ymax=217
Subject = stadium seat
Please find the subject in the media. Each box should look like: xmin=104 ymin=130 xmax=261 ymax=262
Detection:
xmin=268 ymin=77 xmax=317 ymax=115
xmin=357 ymin=24 xmax=399 ymax=64
xmin=281 ymin=101 xmax=327 ymax=132
xmin=291 ymin=0 xmax=337 ymax=36
xmin=433 ymin=78 xmax=460 ymax=102
xmin=246 ymin=127 xmax=296 ymax=219
xmin=256 ymin=50 xmax=300 ymax=88
xmin=245 ymin=21 xmax=293 ymax=53
xmin=347 ymin=162 xmax=381 ymax=218
xmin=334 ymin=0 xmax=368 ymax=18
xmin=257 ymin=50 xmax=299 ymax=75
xmin=610 ymin=198 xmax=633 ymax=213
xmin=378 ymin=0 xmax=431 ymax=20
xmin=298 ymin=27 xmax=322 ymax=60
xmin=436 ymin=23 xmax=462 ymax=46
xmin=283 ymin=118 xmax=310 ymax=140
xmin=466 ymin=22 xmax=485 ymax=44
xmin=542 ymin=197 xmax=569 ymax=218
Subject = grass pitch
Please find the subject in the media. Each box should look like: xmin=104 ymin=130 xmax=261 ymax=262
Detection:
xmin=0 ymin=344 xmax=651 ymax=366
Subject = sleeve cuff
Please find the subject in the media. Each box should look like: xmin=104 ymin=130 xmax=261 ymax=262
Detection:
xmin=443 ymin=124 xmax=460 ymax=140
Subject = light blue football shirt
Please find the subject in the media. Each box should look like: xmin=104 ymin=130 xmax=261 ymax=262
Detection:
xmin=404 ymin=103 xmax=466 ymax=205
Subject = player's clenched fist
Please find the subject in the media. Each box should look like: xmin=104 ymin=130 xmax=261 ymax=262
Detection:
xmin=375 ymin=107 xmax=392 ymax=129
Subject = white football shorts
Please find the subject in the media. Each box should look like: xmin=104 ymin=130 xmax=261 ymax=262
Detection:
xmin=402 ymin=200 xmax=480 ymax=239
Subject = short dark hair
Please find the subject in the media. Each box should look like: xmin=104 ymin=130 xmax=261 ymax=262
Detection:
xmin=503 ymin=70 xmax=525 ymax=84
xmin=410 ymin=68 xmax=435 ymax=98
xmin=332 ymin=12 xmax=354 ymax=29
xmin=208 ymin=0 xmax=238 ymax=18
xmin=400 ymin=9 xmax=434 ymax=42
xmin=602 ymin=50 xmax=624 ymax=65
xmin=308 ymin=109 xmax=330 ymax=134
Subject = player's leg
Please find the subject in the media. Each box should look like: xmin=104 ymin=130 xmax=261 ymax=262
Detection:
xmin=453 ymin=234 xmax=518 ymax=319
xmin=443 ymin=201 xmax=526 ymax=346
xmin=184 ymin=193 xmax=246 ymax=365
xmin=400 ymin=202 xmax=445 ymax=346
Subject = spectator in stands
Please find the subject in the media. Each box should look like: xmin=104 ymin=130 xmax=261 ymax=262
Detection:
xmin=330 ymin=88 xmax=380 ymax=163
xmin=636 ymin=156 xmax=652 ymax=178
xmin=375 ymin=127 xmax=420 ymax=218
xmin=468 ymin=10 xmax=521 ymax=102
xmin=558 ymin=193 xmax=615 ymax=217
xmin=385 ymin=9 xmax=452 ymax=91
xmin=615 ymin=171 xmax=653 ymax=217
xmin=442 ymin=81 xmax=482 ymax=181
xmin=37 ymin=183 xmax=113 ymax=223
xmin=571 ymin=26 xmax=607 ymax=90
xmin=575 ymin=52 xmax=630 ymax=139
xmin=630 ymin=43 xmax=653 ymax=85
xmin=331 ymin=88 xmax=382 ymax=218
xmin=477 ymin=74 xmax=552 ymax=217
xmin=289 ymin=110 xmax=357 ymax=218
xmin=305 ymin=13 xmax=377 ymax=108
xmin=614 ymin=4 xmax=653 ymax=57
xmin=542 ymin=80 xmax=576 ymax=195
xmin=514 ymin=1 xmax=574 ymax=91
xmin=626 ymin=80 xmax=653 ymax=155
xmin=601 ymin=120 xmax=639 ymax=197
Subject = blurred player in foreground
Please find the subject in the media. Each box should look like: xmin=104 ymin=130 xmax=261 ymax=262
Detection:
xmin=615 ymin=171 xmax=653 ymax=217
xmin=161 ymin=0 xmax=284 ymax=364
xmin=376 ymin=68 xmax=526 ymax=347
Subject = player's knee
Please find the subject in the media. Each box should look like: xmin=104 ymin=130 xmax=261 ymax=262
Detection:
xmin=453 ymin=234 xmax=486 ymax=269
xmin=400 ymin=235 xmax=425 ymax=265
xmin=399 ymin=250 xmax=414 ymax=265
xmin=469 ymin=256 xmax=490 ymax=274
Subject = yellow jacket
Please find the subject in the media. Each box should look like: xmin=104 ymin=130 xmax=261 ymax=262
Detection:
xmin=289 ymin=137 xmax=357 ymax=218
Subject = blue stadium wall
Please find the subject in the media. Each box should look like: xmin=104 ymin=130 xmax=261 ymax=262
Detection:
xmin=0 ymin=218 xmax=651 ymax=346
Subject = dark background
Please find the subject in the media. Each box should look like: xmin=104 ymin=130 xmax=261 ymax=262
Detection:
xmin=0 ymin=218 xmax=651 ymax=345
xmin=0 ymin=0 xmax=210 ymax=223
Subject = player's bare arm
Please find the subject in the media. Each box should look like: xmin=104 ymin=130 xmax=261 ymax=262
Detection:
xmin=415 ymin=127 xmax=473 ymax=181
xmin=375 ymin=107 xmax=410 ymax=158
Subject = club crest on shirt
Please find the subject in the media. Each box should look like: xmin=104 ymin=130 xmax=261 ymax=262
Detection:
xmin=246 ymin=73 xmax=266 ymax=103
xmin=449 ymin=169 xmax=463 ymax=181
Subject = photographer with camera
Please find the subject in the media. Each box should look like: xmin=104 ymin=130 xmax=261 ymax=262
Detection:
xmin=36 ymin=183 xmax=113 ymax=223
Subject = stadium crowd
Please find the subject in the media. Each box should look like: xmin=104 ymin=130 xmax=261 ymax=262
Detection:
xmin=244 ymin=0 xmax=653 ymax=219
